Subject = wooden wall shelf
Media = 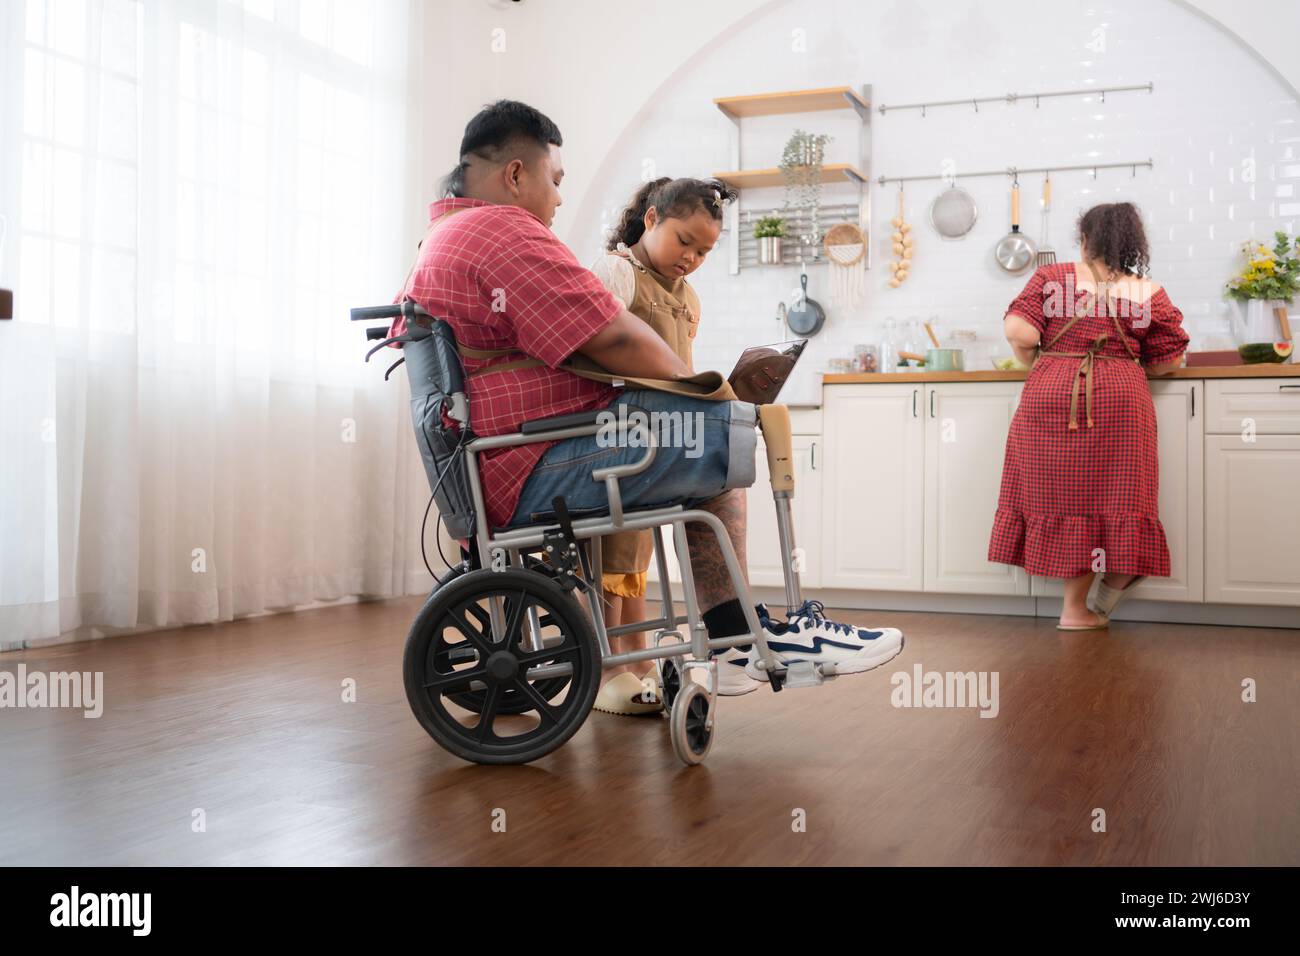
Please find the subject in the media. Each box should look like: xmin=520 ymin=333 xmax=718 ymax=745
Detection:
xmin=713 ymin=163 xmax=867 ymax=190
xmin=715 ymin=86 xmax=871 ymax=120
xmin=714 ymin=83 xmax=873 ymax=273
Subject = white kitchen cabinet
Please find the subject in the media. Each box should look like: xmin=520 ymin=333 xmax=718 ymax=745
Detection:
xmin=1204 ymin=377 xmax=1300 ymax=605
xmin=746 ymin=434 xmax=822 ymax=589
xmin=1031 ymin=380 xmax=1204 ymax=601
xmin=1205 ymin=377 xmax=1300 ymax=435
xmin=1205 ymin=436 xmax=1300 ymax=605
xmin=923 ymin=383 xmax=1030 ymax=595
xmin=821 ymin=383 xmax=925 ymax=591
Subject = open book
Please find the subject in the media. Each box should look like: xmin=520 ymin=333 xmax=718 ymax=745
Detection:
xmin=726 ymin=339 xmax=808 ymax=405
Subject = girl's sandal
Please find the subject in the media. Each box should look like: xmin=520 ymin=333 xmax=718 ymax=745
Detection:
xmin=593 ymin=671 xmax=663 ymax=716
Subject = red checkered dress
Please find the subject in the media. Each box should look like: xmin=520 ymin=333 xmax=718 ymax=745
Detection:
xmin=988 ymin=262 xmax=1190 ymax=578
xmin=391 ymin=199 xmax=622 ymax=531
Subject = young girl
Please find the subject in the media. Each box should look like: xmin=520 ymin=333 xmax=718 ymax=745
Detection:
xmin=588 ymin=176 xmax=736 ymax=716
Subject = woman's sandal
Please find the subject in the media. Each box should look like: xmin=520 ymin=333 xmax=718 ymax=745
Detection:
xmin=1056 ymin=612 xmax=1110 ymax=631
xmin=593 ymin=670 xmax=663 ymax=716
xmin=1087 ymin=574 xmax=1147 ymax=617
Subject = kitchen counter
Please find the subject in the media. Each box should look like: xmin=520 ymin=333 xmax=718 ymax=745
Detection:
xmin=823 ymin=363 xmax=1300 ymax=384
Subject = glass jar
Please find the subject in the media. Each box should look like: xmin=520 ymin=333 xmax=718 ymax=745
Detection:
xmin=853 ymin=343 xmax=879 ymax=373
xmin=950 ymin=329 xmax=981 ymax=371
xmin=880 ymin=318 xmax=900 ymax=373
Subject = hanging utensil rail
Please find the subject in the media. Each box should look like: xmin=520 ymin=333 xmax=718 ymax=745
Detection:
xmin=877 ymin=82 xmax=1153 ymax=115
xmin=876 ymin=158 xmax=1153 ymax=186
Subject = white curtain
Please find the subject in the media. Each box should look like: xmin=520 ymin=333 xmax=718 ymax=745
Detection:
xmin=0 ymin=0 xmax=441 ymax=651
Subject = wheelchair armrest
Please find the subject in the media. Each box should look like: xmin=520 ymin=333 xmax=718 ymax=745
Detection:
xmin=519 ymin=409 xmax=603 ymax=435
xmin=469 ymin=415 xmax=657 ymax=533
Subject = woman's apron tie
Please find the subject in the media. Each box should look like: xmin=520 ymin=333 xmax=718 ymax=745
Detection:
xmin=1036 ymin=279 xmax=1142 ymax=431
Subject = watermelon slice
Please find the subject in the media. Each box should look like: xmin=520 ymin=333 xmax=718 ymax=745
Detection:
xmin=1238 ymin=342 xmax=1292 ymax=364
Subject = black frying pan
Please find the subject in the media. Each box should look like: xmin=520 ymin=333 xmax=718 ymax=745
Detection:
xmin=785 ymin=270 xmax=825 ymax=336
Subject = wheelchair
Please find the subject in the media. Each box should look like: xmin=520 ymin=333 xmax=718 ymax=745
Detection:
xmin=353 ymin=300 xmax=835 ymax=767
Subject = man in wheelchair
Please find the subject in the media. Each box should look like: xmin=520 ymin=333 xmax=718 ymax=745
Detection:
xmin=387 ymin=100 xmax=903 ymax=716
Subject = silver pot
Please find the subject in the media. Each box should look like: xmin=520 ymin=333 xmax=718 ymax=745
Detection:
xmin=758 ymin=236 xmax=783 ymax=265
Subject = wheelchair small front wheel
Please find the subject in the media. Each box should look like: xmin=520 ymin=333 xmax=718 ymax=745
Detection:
xmin=659 ymin=657 xmax=683 ymax=714
xmin=403 ymin=568 xmax=600 ymax=765
xmin=669 ymin=681 xmax=714 ymax=766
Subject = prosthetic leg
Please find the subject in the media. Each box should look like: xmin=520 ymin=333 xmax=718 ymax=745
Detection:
xmin=751 ymin=404 xmax=834 ymax=689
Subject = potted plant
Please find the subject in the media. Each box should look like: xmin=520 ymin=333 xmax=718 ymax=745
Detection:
xmin=754 ymin=215 xmax=786 ymax=265
xmin=1225 ymin=231 xmax=1299 ymax=350
xmin=780 ymin=130 xmax=832 ymax=250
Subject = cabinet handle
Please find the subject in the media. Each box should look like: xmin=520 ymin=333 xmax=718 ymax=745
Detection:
xmin=912 ymin=389 xmax=918 ymax=417
xmin=930 ymin=390 xmax=936 ymax=418
xmin=810 ymin=441 xmax=817 ymax=470
xmin=1281 ymin=385 xmax=1300 ymax=391
xmin=1191 ymin=386 xmax=1195 ymax=418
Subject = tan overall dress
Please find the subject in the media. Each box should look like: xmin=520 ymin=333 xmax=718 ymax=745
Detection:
xmin=599 ymin=243 xmax=702 ymax=597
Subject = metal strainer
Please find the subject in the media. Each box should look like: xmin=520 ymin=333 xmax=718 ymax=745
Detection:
xmin=929 ymin=182 xmax=978 ymax=239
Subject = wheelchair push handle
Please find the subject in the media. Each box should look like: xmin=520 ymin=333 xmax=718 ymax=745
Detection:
xmin=349 ymin=300 xmax=433 ymax=324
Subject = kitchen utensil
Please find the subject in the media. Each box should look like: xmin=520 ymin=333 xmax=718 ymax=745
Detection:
xmin=923 ymin=321 xmax=941 ymax=348
xmin=1275 ymin=305 xmax=1293 ymax=342
xmin=785 ymin=266 xmax=826 ymax=336
xmin=994 ymin=177 xmax=1037 ymax=273
xmin=1184 ymin=350 xmax=1244 ymax=367
xmin=898 ymin=350 xmax=927 ymax=365
xmin=823 ymin=222 xmax=866 ymax=307
xmin=1036 ymin=175 xmax=1057 ymax=266
xmin=994 ymin=176 xmax=1037 ymax=274
xmin=924 ymin=348 xmax=964 ymax=371
xmin=930 ymin=181 xmax=978 ymax=239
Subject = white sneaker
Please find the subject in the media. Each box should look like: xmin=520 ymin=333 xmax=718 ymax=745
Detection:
xmin=690 ymin=646 xmax=761 ymax=697
xmin=745 ymin=600 xmax=904 ymax=679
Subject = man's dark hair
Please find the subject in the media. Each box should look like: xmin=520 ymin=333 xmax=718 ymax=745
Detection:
xmin=441 ymin=100 xmax=563 ymax=198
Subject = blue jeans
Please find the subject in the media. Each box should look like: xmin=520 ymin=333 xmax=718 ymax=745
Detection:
xmin=506 ymin=389 xmax=758 ymax=527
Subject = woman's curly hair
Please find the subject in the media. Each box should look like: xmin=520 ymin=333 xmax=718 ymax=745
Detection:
xmin=606 ymin=177 xmax=737 ymax=251
xmin=1076 ymin=202 xmax=1150 ymax=277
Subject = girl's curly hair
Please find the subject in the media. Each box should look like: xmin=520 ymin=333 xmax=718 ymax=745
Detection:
xmin=1076 ymin=202 xmax=1150 ymax=277
xmin=606 ymin=177 xmax=737 ymax=251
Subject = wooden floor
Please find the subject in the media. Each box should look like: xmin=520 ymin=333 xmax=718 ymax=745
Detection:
xmin=1 ymin=596 xmax=1296 ymax=866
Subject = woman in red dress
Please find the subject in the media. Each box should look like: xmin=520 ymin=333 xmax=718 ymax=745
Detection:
xmin=989 ymin=203 xmax=1189 ymax=629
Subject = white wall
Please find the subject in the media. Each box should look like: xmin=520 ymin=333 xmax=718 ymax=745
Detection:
xmin=420 ymin=0 xmax=1300 ymax=404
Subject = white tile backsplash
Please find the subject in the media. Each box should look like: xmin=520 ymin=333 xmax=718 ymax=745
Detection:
xmin=567 ymin=0 xmax=1300 ymax=406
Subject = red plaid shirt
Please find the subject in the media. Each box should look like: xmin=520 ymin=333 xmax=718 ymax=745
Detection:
xmin=392 ymin=198 xmax=622 ymax=530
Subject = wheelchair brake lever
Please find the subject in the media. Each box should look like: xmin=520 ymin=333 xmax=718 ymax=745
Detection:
xmin=550 ymin=495 xmax=593 ymax=582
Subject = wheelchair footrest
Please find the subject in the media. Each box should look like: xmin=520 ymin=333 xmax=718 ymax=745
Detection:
xmin=777 ymin=660 xmax=837 ymax=688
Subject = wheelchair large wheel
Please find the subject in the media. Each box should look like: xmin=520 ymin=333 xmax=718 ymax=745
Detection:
xmin=403 ymin=568 xmax=600 ymax=765
xmin=430 ymin=558 xmax=573 ymax=715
